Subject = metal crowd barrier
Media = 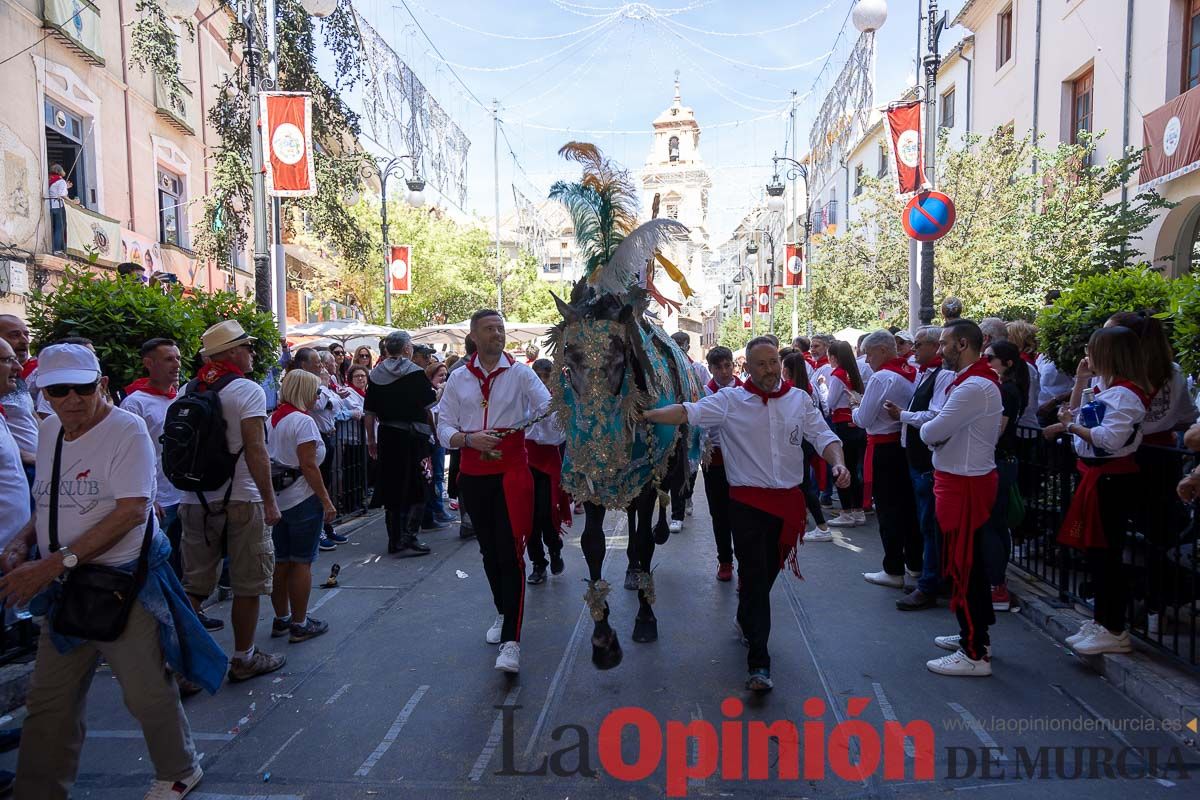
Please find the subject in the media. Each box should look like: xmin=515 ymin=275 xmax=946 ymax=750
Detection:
xmin=1011 ymin=426 xmax=1199 ymax=670
xmin=331 ymin=417 xmax=370 ymax=521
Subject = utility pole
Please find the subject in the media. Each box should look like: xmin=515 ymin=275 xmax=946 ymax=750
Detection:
xmin=266 ymin=0 xmax=286 ymax=337
xmin=790 ymin=90 xmax=799 ymax=342
xmin=493 ymin=99 xmax=503 ymax=312
xmin=919 ymin=0 xmax=946 ymax=325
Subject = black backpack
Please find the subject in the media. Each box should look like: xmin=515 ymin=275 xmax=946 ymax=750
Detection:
xmin=161 ymin=374 xmax=244 ymax=497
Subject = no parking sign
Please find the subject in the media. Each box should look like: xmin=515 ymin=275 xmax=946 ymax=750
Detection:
xmin=901 ymin=190 xmax=956 ymax=242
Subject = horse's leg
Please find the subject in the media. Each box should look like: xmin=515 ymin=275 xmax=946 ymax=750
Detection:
xmin=582 ymin=502 xmax=622 ymax=669
xmin=632 ymin=483 xmax=659 ymax=643
xmin=624 ymin=502 xmax=639 ymax=590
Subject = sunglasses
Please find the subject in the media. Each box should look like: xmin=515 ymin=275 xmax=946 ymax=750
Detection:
xmin=45 ymin=381 xmax=100 ymax=398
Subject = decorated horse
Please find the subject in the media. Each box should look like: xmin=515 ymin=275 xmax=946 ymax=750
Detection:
xmin=545 ymin=143 xmax=703 ymax=669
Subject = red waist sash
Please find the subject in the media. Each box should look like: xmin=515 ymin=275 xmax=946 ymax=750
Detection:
xmin=728 ymin=485 xmax=808 ymax=578
xmin=831 ymin=408 xmax=854 ymax=425
xmin=863 ymin=432 xmax=902 ymax=508
xmin=1057 ymin=456 xmax=1139 ymax=550
xmin=933 ymin=469 xmax=998 ymax=626
xmin=461 ymin=431 xmax=534 ymax=554
xmin=527 ymin=440 xmax=570 ymax=530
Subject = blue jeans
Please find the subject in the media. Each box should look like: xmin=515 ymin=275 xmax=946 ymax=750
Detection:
xmin=910 ymin=467 xmax=941 ymax=595
xmin=430 ymin=445 xmax=447 ymax=517
xmin=272 ymin=495 xmax=325 ymax=564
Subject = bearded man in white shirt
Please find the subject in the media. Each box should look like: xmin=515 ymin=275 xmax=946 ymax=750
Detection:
xmin=644 ymin=337 xmax=850 ymax=693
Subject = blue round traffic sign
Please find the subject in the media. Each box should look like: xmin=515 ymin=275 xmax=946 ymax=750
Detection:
xmin=902 ymin=190 xmax=956 ymax=242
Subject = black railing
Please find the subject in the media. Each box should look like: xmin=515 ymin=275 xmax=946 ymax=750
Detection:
xmin=330 ymin=417 xmax=370 ymax=521
xmin=1011 ymin=426 xmax=1200 ymax=669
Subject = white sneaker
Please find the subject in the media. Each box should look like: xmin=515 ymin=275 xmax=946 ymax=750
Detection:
xmin=852 ymin=509 xmax=867 ymax=525
xmin=486 ymin=615 xmax=504 ymax=645
xmin=805 ymin=527 xmax=833 ymax=542
xmin=144 ymin=766 xmax=203 ymax=799
xmin=1065 ymin=620 xmax=1101 ymax=647
xmin=1072 ymin=628 xmax=1132 ymax=655
xmin=827 ymin=513 xmax=860 ymax=528
xmin=495 ymin=641 xmax=520 ymax=672
xmin=685 ymin=498 xmax=694 ymax=516
xmin=668 ymin=520 xmax=683 ymax=533
xmin=863 ymin=570 xmax=904 ymax=588
xmin=933 ymin=634 xmax=992 ymax=657
xmin=927 ymin=649 xmax=992 ymax=677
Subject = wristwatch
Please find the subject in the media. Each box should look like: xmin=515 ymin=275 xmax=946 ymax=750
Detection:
xmin=59 ymin=548 xmax=78 ymax=569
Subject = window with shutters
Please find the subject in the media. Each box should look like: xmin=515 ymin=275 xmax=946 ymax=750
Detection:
xmin=1071 ymin=69 xmax=1094 ymax=144
xmin=1185 ymin=0 xmax=1200 ymax=92
xmin=997 ymin=6 xmax=1013 ymax=69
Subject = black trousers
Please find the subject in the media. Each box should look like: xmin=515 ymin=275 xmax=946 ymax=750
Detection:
xmin=957 ymin=527 xmax=995 ymax=661
xmin=459 ymin=473 xmax=525 ymax=643
xmin=319 ymin=431 xmax=336 ymax=534
xmin=703 ymin=461 xmax=733 ymax=564
xmin=871 ymin=442 xmax=922 ymax=575
xmin=671 ymin=469 xmax=698 ymax=520
xmin=730 ymin=500 xmax=784 ymax=671
xmin=526 ymin=467 xmax=562 ymax=569
xmin=1090 ymin=472 xmax=1136 ymax=633
xmin=834 ymin=422 xmax=866 ymax=509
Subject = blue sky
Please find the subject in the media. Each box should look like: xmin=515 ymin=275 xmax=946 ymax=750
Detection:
xmin=332 ymin=0 xmax=967 ymax=243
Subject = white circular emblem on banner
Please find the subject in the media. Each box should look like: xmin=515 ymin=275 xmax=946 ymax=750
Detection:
xmin=1164 ymin=116 xmax=1182 ymax=158
xmin=897 ymin=130 xmax=921 ymax=168
xmin=272 ymin=123 xmax=306 ymax=165
xmin=742 ymin=311 xmax=752 ymax=324
xmin=758 ymin=291 xmax=769 ymax=307
xmin=787 ymin=255 xmax=803 ymax=275
xmin=390 ymin=258 xmax=409 ymax=281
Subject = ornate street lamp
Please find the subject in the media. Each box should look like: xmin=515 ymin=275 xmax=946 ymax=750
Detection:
xmin=360 ymin=155 xmax=426 ymax=326
xmin=852 ymin=0 xmax=888 ymax=33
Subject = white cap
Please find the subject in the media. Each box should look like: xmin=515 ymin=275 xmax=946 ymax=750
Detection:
xmin=37 ymin=343 xmax=101 ymax=387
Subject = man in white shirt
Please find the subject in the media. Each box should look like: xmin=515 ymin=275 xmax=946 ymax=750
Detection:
xmin=0 ymin=315 xmax=37 ymax=487
xmin=701 ymin=346 xmax=742 ymax=582
xmin=0 ymin=339 xmax=30 ymax=553
xmin=920 ymin=320 xmax=1003 ymax=677
xmin=645 ymin=337 xmax=850 ymax=693
xmin=854 ymin=330 xmax=922 ymax=589
xmin=177 ymin=321 xmax=284 ymax=683
xmin=438 ymin=310 xmax=551 ymax=674
xmin=886 ymin=326 xmax=955 ymax=611
xmin=668 ymin=331 xmax=707 ymax=528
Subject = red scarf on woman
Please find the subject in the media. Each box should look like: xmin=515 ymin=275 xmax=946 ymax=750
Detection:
xmin=876 ymin=356 xmax=917 ymax=383
xmin=946 ymin=356 xmax=999 ymax=394
xmin=1020 ymin=352 xmax=1038 ymax=366
xmin=349 ymin=384 xmax=366 ymax=398
xmin=124 ymin=377 xmax=177 ymax=400
xmin=270 ymin=402 xmax=305 ymax=427
xmin=1106 ymin=379 xmax=1151 ymax=409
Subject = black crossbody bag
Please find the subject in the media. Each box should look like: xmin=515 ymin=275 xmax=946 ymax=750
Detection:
xmin=48 ymin=428 xmax=154 ymax=642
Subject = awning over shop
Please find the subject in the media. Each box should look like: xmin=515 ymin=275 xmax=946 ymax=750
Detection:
xmin=1138 ymin=85 xmax=1200 ymax=191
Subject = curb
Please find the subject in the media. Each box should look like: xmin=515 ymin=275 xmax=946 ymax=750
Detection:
xmin=1007 ymin=568 xmax=1200 ymax=748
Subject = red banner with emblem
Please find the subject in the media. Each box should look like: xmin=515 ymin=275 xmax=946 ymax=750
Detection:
xmin=262 ymin=93 xmax=315 ymax=197
xmin=784 ymin=243 xmax=805 ymax=287
xmin=756 ymin=284 xmax=771 ymax=314
xmin=884 ymin=100 xmax=926 ymax=195
xmin=1138 ymin=85 xmax=1200 ymax=190
xmin=741 ymin=306 xmax=752 ymax=329
xmin=389 ymin=245 xmax=412 ymax=295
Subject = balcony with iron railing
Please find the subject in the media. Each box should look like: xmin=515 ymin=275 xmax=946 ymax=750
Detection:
xmin=154 ymin=76 xmax=196 ymax=136
xmin=42 ymin=0 xmax=104 ymax=66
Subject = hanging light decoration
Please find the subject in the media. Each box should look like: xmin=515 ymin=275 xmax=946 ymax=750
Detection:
xmin=300 ymin=0 xmax=339 ymax=18
xmin=852 ymin=0 xmax=888 ymax=33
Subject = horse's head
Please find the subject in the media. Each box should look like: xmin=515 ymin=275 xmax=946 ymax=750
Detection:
xmin=553 ymin=292 xmax=628 ymax=402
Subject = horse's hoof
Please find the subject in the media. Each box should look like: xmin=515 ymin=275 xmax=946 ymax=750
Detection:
xmin=653 ymin=519 xmax=670 ymax=545
xmin=591 ymin=630 xmax=623 ymax=669
xmin=632 ymin=614 xmax=658 ymax=643
xmin=624 ymin=568 xmax=639 ymax=590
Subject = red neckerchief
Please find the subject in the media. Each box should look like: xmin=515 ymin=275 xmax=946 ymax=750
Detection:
xmin=49 ymin=175 xmax=62 ymax=187
xmin=1020 ymin=352 xmax=1038 ymax=366
xmin=463 ymin=352 xmax=515 ymax=428
xmin=919 ymin=356 xmax=943 ymax=375
xmin=877 ymin=356 xmax=917 ymax=383
xmin=831 ymin=366 xmax=854 ymax=390
xmin=19 ymin=358 xmax=36 ymax=380
xmin=812 ymin=356 xmax=829 ymax=370
xmin=744 ymin=379 xmax=792 ymax=405
xmin=1106 ymin=379 xmax=1151 ymax=410
xmin=706 ymin=375 xmax=743 ymax=394
xmin=350 ymin=384 xmax=366 ymax=398
xmin=196 ymin=361 xmax=245 ymax=388
xmin=270 ymin=402 xmax=306 ymax=427
xmin=946 ymin=356 xmax=999 ymax=395
xmin=124 ymin=377 xmax=178 ymax=400
xmin=803 ymin=353 xmax=816 ymax=368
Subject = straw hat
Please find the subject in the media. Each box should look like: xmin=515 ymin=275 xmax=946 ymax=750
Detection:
xmin=200 ymin=320 xmax=257 ymax=358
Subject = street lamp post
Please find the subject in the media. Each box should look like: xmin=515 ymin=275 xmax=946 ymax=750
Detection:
xmin=919 ymin=0 xmax=947 ymax=325
xmin=766 ymin=154 xmax=812 ymax=338
xmin=360 ymin=155 xmax=426 ymax=327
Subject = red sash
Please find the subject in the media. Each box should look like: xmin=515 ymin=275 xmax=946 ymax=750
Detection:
xmin=728 ymin=485 xmax=808 ymax=577
xmin=527 ymin=440 xmax=570 ymax=531
xmin=124 ymin=377 xmax=178 ymax=400
xmin=1057 ymin=456 xmax=1139 ymax=550
xmin=933 ymin=469 xmax=999 ymax=642
xmin=863 ymin=432 xmax=901 ymax=507
xmin=461 ymin=431 xmax=534 ymax=557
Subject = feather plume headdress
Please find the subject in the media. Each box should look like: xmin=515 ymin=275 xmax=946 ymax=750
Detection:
xmin=549 ymin=142 xmax=688 ymax=300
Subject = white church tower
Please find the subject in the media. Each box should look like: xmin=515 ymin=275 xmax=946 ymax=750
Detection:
xmin=641 ymin=75 xmax=713 ymax=327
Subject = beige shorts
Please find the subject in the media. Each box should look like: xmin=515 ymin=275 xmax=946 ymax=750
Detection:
xmin=180 ymin=500 xmax=273 ymax=598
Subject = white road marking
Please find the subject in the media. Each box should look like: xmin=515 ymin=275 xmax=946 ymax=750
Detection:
xmin=354 ymin=684 xmax=430 ymax=777
xmin=830 ymin=530 xmax=864 ymax=552
xmin=256 ymin=727 xmax=304 ymax=774
xmin=90 ymin=729 xmax=235 ymax=741
xmin=871 ymin=683 xmax=917 ymax=758
xmin=688 ymin=703 xmax=705 ymax=790
xmin=947 ymin=702 xmax=1007 ymax=764
xmin=324 ymin=682 xmax=352 ymax=705
xmin=308 ymin=587 xmax=341 ymax=612
xmin=471 ymin=686 xmax=522 ymax=781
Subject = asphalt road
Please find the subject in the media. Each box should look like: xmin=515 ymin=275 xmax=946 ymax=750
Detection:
xmin=1 ymin=480 xmax=1194 ymax=799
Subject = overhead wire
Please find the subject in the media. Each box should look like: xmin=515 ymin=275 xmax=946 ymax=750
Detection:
xmin=403 ymin=0 xmax=617 ymax=41
xmin=504 ymin=24 xmax=620 ymax=111
xmin=420 ymin=13 xmax=620 ymax=72
xmin=652 ymin=13 xmax=833 ymax=72
xmin=396 ymin=0 xmax=487 ymax=109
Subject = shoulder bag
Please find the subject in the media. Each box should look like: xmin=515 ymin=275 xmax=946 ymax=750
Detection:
xmin=48 ymin=427 xmax=154 ymax=642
